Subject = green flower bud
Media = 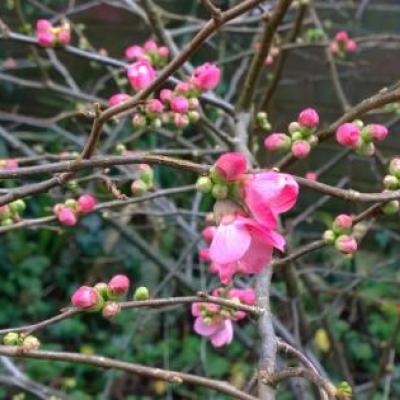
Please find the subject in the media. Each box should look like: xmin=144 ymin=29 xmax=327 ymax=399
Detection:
xmin=383 ymin=175 xmax=399 ymax=190
xmin=131 ymin=179 xmax=148 ymax=196
xmin=291 ymin=131 xmax=303 ymax=141
xmin=65 ymin=198 xmax=78 ymax=210
xmin=211 ymin=183 xmax=228 ymax=200
xmin=356 ymin=142 xmax=375 ymax=157
xmin=22 ymin=335 xmax=40 ymax=351
xmin=9 ymin=199 xmax=26 ymax=214
xmin=322 ymin=230 xmax=336 ymax=244
xmin=288 ymin=122 xmax=301 ymax=134
xmin=115 ymin=144 xmax=126 ymax=154
xmin=389 ymin=158 xmax=400 ymax=178
xmin=381 ymin=200 xmax=400 ymax=215
xmin=133 ymin=286 xmax=150 ymax=301
xmin=1 ymin=218 xmax=13 ymax=226
xmin=353 ymin=119 xmax=364 ymax=129
xmin=3 ymin=332 xmax=19 ymax=346
xmin=94 ymin=282 xmax=108 ymax=300
xmin=196 ymin=176 xmax=212 ymax=193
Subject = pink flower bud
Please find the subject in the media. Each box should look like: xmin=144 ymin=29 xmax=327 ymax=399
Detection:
xmin=366 ymin=124 xmax=388 ymax=142
xmin=329 ymin=41 xmax=339 ymax=55
xmin=202 ymin=226 xmax=216 ymax=243
xmin=270 ymin=47 xmax=280 ymax=57
xmin=333 ymin=214 xmax=353 ymax=232
xmin=191 ymin=63 xmax=221 ymax=91
xmin=389 ymin=158 xmax=400 ymax=177
xmin=173 ymin=113 xmax=189 ymax=128
xmin=36 ymin=19 xmax=52 ymax=33
xmin=127 ymin=60 xmax=156 ymax=91
xmin=58 ymin=29 xmax=71 ymax=45
xmin=264 ymin=133 xmax=291 ymax=152
xmin=264 ymin=55 xmax=274 ymax=65
xmin=131 ymin=179 xmax=148 ymax=195
xmin=132 ymin=114 xmax=147 ymax=128
xmin=199 ymin=248 xmax=211 ymax=261
xmin=5 ymin=159 xmax=18 ymax=169
xmin=298 ymin=108 xmax=319 ymax=128
xmin=78 ymin=194 xmax=96 ymax=213
xmin=160 ymin=89 xmax=173 ymax=103
xmin=37 ymin=31 xmax=55 ymax=47
xmin=335 ymin=235 xmax=358 ymax=254
xmin=102 ymin=302 xmax=121 ymax=318
xmin=146 ymin=99 xmax=164 ymax=114
xmin=158 ymin=46 xmax=169 ymax=58
xmin=336 ymin=123 xmax=361 ymax=147
xmin=345 ymin=39 xmax=357 ymax=52
xmin=143 ymin=40 xmax=157 ymax=52
xmin=291 ymin=140 xmax=311 ymax=159
xmin=108 ymin=93 xmax=132 ymax=107
xmin=71 ymin=286 xmax=102 ymax=310
xmin=214 ymin=152 xmax=247 ymax=181
xmin=305 ymin=171 xmax=317 ymax=181
xmin=175 ymin=82 xmax=190 ymax=94
xmin=171 ymin=96 xmax=189 ymax=113
xmin=108 ymin=274 xmax=130 ymax=298
xmin=57 ymin=207 xmax=77 ymax=226
xmin=189 ymin=98 xmax=200 ymax=109
xmin=125 ymin=45 xmax=145 ymax=60
xmin=335 ymin=31 xmax=349 ymax=43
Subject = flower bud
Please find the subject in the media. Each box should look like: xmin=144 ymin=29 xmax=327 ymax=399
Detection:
xmin=196 ymin=176 xmax=212 ymax=193
xmin=3 ymin=332 xmax=19 ymax=346
xmin=336 ymin=123 xmax=361 ymax=147
xmin=291 ymin=131 xmax=303 ymax=141
xmin=78 ymin=194 xmax=96 ymax=213
xmin=22 ymin=335 xmax=40 ymax=351
xmin=138 ymin=164 xmax=154 ymax=185
xmin=211 ymin=183 xmax=228 ymax=200
xmin=0 ymin=205 xmax=11 ymax=220
xmin=1 ymin=218 xmax=13 ymax=226
xmin=189 ymin=98 xmax=200 ymax=109
xmin=133 ymin=286 xmax=150 ymax=301
xmin=160 ymin=89 xmax=173 ymax=103
xmin=383 ymin=175 xmax=399 ymax=190
xmin=202 ymin=226 xmax=216 ymax=242
xmin=94 ymin=282 xmax=108 ymax=299
xmin=346 ymin=39 xmax=357 ymax=53
xmin=214 ymin=152 xmax=247 ymax=182
xmin=191 ymin=63 xmax=221 ymax=91
xmin=288 ymin=121 xmax=301 ymax=134
xmin=71 ymin=286 xmax=103 ymax=311
xmin=389 ymin=158 xmax=400 ymax=178
xmin=291 ymin=140 xmax=311 ymax=159
xmin=323 ymin=229 xmax=336 ymax=244
xmin=367 ymin=124 xmax=388 ymax=142
xmin=171 ymin=96 xmax=189 ymax=113
xmin=356 ymin=141 xmax=375 ymax=157
xmin=335 ymin=235 xmax=358 ymax=254
xmin=57 ymin=207 xmax=77 ymax=226
xmin=108 ymin=93 xmax=132 ymax=107
xmin=298 ymin=108 xmax=319 ymax=128
xmin=381 ymin=200 xmax=400 ymax=215
xmin=146 ymin=99 xmax=164 ymax=114
xmin=264 ymin=133 xmax=291 ymax=152
xmin=199 ymin=247 xmax=211 ymax=261
xmin=65 ymin=198 xmax=78 ymax=210
xmin=102 ymin=302 xmax=121 ymax=318
xmin=353 ymin=119 xmax=364 ymax=129
xmin=188 ymin=111 xmax=200 ymax=122
xmin=173 ymin=113 xmax=189 ymax=128
xmin=107 ymin=274 xmax=130 ymax=299
xmin=132 ymin=114 xmax=147 ymax=128
xmin=9 ymin=199 xmax=26 ymax=214
xmin=305 ymin=171 xmax=317 ymax=181
xmin=332 ymin=214 xmax=353 ymax=234
xmin=115 ymin=143 xmax=126 ymax=154
xmin=127 ymin=60 xmax=156 ymax=91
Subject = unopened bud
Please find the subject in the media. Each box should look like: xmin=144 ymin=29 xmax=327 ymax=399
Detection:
xmin=332 ymin=214 xmax=353 ymax=234
xmin=356 ymin=141 xmax=375 ymax=157
xmin=211 ymin=183 xmax=228 ymax=200
xmin=102 ymin=302 xmax=121 ymax=318
xmin=9 ymin=199 xmax=26 ymax=214
xmin=133 ymin=286 xmax=150 ymax=301
xmin=383 ymin=175 xmax=399 ymax=190
xmin=335 ymin=235 xmax=358 ymax=254
xmin=94 ymin=282 xmax=108 ymax=299
xmin=115 ymin=143 xmax=126 ymax=154
xmin=389 ymin=158 xmax=400 ymax=178
xmin=65 ymin=198 xmax=78 ymax=210
xmin=381 ymin=200 xmax=400 ymax=215
xmin=3 ymin=332 xmax=19 ymax=345
xmin=288 ymin=121 xmax=301 ymax=134
xmin=323 ymin=230 xmax=336 ymax=244
xmin=196 ymin=176 xmax=212 ymax=193
xmin=22 ymin=335 xmax=40 ymax=351
xmin=131 ymin=179 xmax=148 ymax=196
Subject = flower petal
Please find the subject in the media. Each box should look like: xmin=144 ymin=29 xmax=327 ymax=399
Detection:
xmin=210 ymin=320 xmax=233 ymax=347
xmin=194 ymin=317 xmax=219 ymax=337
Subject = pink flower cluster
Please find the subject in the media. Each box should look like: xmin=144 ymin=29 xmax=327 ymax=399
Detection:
xmin=264 ymin=108 xmax=320 ymax=159
xmin=323 ymin=214 xmax=358 ymax=254
xmin=53 ymin=194 xmax=96 ymax=226
xmin=330 ymin=31 xmax=357 ymax=57
xmin=192 ymin=288 xmax=255 ymax=347
xmin=130 ymin=163 xmax=155 ymax=196
xmin=35 ymin=19 xmax=71 ymax=47
xmin=335 ymin=120 xmax=388 ymax=156
xmin=0 ymin=199 xmax=26 ymax=227
xmin=71 ymin=274 xmax=130 ymax=318
xmin=197 ymin=152 xmax=299 ymax=284
xmin=125 ymin=40 xmax=169 ymax=68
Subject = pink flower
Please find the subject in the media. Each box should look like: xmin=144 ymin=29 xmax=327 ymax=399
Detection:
xmin=292 ymin=140 xmax=311 ymax=159
xmin=335 ymin=235 xmax=357 ymax=254
xmin=160 ymin=89 xmax=173 ymax=103
xmin=209 ymin=215 xmax=285 ymax=283
xmin=329 ymin=41 xmax=339 ymax=55
xmin=108 ymin=93 xmax=132 ymax=107
xmin=146 ymin=99 xmax=164 ymax=114
xmin=171 ymin=96 xmax=189 ymax=113
xmin=305 ymin=171 xmax=317 ymax=181
xmin=264 ymin=133 xmax=291 ymax=151
xmin=37 ymin=31 xmax=54 ymax=47
xmin=298 ymin=108 xmax=319 ymax=128
xmin=336 ymin=123 xmax=361 ymax=147
xmin=345 ymin=39 xmax=357 ymax=52
xmin=58 ymin=28 xmax=71 ymax=45
xmin=199 ymin=248 xmax=211 ymax=261
xmin=125 ymin=45 xmax=145 ymax=60
xmin=127 ymin=60 xmax=156 ymax=91
xmin=143 ymin=40 xmax=158 ymax=52
xmin=193 ymin=313 xmax=233 ymax=347
xmin=71 ymin=286 xmax=101 ymax=310
xmin=5 ymin=159 xmax=18 ymax=170
xmin=77 ymin=194 xmax=96 ymax=213
xmin=244 ymin=172 xmax=299 ymax=229
xmin=191 ymin=63 xmax=221 ymax=91
xmin=228 ymin=288 xmax=256 ymax=305
xmin=36 ymin=19 xmax=52 ymax=33
xmin=367 ymin=124 xmax=388 ymax=142
xmin=158 ymin=46 xmax=169 ymax=58
xmin=202 ymin=226 xmax=216 ymax=243
xmin=335 ymin=31 xmax=349 ymax=43
xmin=214 ymin=152 xmax=247 ymax=182
xmin=57 ymin=207 xmax=77 ymax=226
xmin=108 ymin=274 xmax=130 ymax=297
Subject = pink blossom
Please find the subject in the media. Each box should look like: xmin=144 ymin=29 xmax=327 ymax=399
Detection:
xmin=199 ymin=248 xmax=211 ymax=261
xmin=77 ymin=194 xmax=96 ymax=213
xmin=202 ymin=226 xmax=216 ymax=243
xmin=5 ymin=159 xmax=18 ymax=170
xmin=335 ymin=235 xmax=358 ymax=254
xmin=37 ymin=31 xmax=55 ymax=47
xmin=160 ymin=89 xmax=173 ymax=103
xmin=335 ymin=31 xmax=349 ymax=43
xmin=329 ymin=41 xmax=339 ymax=55
xmin=336 ymin=123 xmax=361 ymax=147
xmin=108 ymin=93 xmax=132 ymax=107
xmin=158 ymin=46 xmax=169 ymax=58
xmin=209 ymin=215 xmax=285 ymax=283
xmin=171 ymin=96 xmax=189 ymax=113
xmin=71 ymin=286 xmax=101 ymax=310
xmin=298 ymin=108 xmax=319 ymax=128
xmin=228 ymin=288 xmax=256 ymax=305
xmin=193 ymin=314 xmax=233 ymax=347
xmin=146 ymin=99 xmax=164 ymax=114
xmin=36 ymin=19 xmax=52 ymax=33
xmin=305 ymin=171 xmax=317 ymax=181
xmin=127 ymin=60 xmax=156 ymax=91
xmin=291 ymin=140 xmax=311 ymax=159
xmin=345 ymin=39 xmax=357 ymax=52
xmin=108 ymin=274 xmax=130 ymax=297
xmin=125 ymin=45 xmax=145 ymax=60
xmin=57 ymin=207 xmax=77 ymax=226
xmin=264 ymin=133 xmax=291 ymax=151
xmin=214 ymin=152 xmax=247 ymax=182
xmin=367 ymin=124 xmax=388 ymax=142
xmin=244 ymin=172 xmax=299 ymax=229
xmin=191 ymin=63 xmax=221 ymax=91
xmin=143 ymin=40 xmax=158 ymax=52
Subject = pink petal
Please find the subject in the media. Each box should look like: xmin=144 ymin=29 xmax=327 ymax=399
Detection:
xmin=210 ymin=320 xmax=233 ymax=347
xmin=194 ymin=317 xmax=219 ymax=337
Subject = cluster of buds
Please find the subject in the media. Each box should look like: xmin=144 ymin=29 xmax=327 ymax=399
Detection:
xmin=264 ymin=108 xmax=320 ymax=159
xmin=71 ymin=274 xmax=131 ymax=318
xmin=255 ymin=111 xmax=272 ymax=130
xmin=35 ymin=19 xmax=71 ymax=47
xmin=0 ymin=200 xmax=26 ymax=226
xmin=130 ymin=163 xmax=155 ymax=196
xmin=323 ymin=214 xmax=358 ymax=254
xmin=125 ymin=39 xmax=169 ymax=69
xmin=192 ymin=287 xmax=255 ymax=347
xmin=3 ymin=332 xmax=40 ymax=352
xmin=195 ymin=152 xmax=247 ymax=200
xmin=381 ymin=158 xmax=400 ymax=215
xmin=330 ymin=31 xmax=357 ymax=57
xmin=53 ymin=193 xmax=96 ymax=226
xmin=335 ymin=120 xmax=388 ymax=156
xmin=0 ymin=159 xmax=18 ymax=170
